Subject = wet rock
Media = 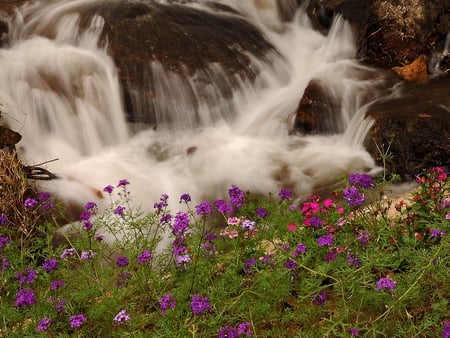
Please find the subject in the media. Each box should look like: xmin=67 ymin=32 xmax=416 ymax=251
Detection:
xmin=392 ymin=55 xmax=429 ymax=82
xmin=365 ymin=77 xmax=450 ymax=180
xmin=293 ymin=79 xmax=342 ymax=134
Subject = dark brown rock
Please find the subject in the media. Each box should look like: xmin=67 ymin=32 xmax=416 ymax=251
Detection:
xmin=365 ymin=77 xmax=450 ymax=180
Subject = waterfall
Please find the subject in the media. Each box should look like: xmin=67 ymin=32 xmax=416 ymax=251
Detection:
xmin=0 ymin=0 xmax=381 ymax=245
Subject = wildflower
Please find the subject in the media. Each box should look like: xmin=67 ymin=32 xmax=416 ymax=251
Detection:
xmin=446 ymin=214 xmax=450 ymax=220
xmin=190 ymin=294 xmax=211 ymax=315
xmin=55 ymin=298 xmax=66 ymax=312
xmin=103 ymin=184 xmax=114 ymax=194
xmin=229 ymin=185 xmax=245 ymax=208
xmin=80 ymin=250 xmax=95 ymax=260
xmin=227 ymin=217 xmax=241 ymax=225
xmin=137 ymin=250 xmax=153 ymax=264
xmin=114 ymin=205 xmax=125 ymax=216
xmin=237 ymin=322 xmax=252 ymax=336
xmin=15 ymin=267 xmax=37 ymax=284
xmin=36 ymin=317 xmax=52 ymax=332
xmin=117 ymin=179 xmax=130 ymax=187
xmin=82 ymin=220 xmax=93 ymax=231
xmin=348 ymin=173 xmax=375 ymax=189
xmin=284 ymin=259 xmax=298 ymax=269
xmin=312 ymin=290 xmax=327 ymax=306
xmin=85 ymin=201 xmax=97 ymax=210
xmin=317 ymin=234 xmax=334 ymax=247
xmin=172 ymin=211 xmax=190 ymax=235
xmin=356 ymin=230 xmax=372 ymax=245
xmin=218 ymin=326 xmax=239 ymax=338
xmin=256 ymin=207 xmax=268 ymax=218
xmin=343 ymin=186 xmax=365 ymax=207
xmin=94 ymin=234 xmax=104 ymax=241
xmin=60 ymin=248 xmax=76 ymax=259
xmin=70 ymin=314 xmax=87 ymax=328
xmin=14 ymin=288 xmax=36 ymax=307
xmin=179 ymin=193 xmax=191 ymax=203
xmin=376 ymin=277 xmax=396 ymax=291
xmin=159 ymin=294 xmax=177 ymax=314
xmin=0 ymin=236 xmax=10 ymax=249
xmin=324 ymin=252 xmax=337 ymax=262
xmin=176 ymin=254 xmax=191 ymax=265
xmin=79 ymin=210 xmax=91 ymax=221
xmin=305 ymin=216 xmax=323 ymax=228
xmin=443 ymin=322 xmax=450 ymax=338
xmin=288 ymin=223 xmax=297 ymax=232
xmin=220 ymin=227 xmax=239 ymax=238
xmin=42 ymin=258 xmax=58 ymax=273
xmin=0 ymin=214 xmax=7 ymax=225
xmin=195 ymin=201 xmax=212 ymax=216
xmin=24 ymin=197 xmax=38 ymax=208
xmin=1 ymin=257 xmax=9 ymax=271
xmin=50 ymin=280 xmax=65 ymax=291
xmin=260 ymin=254 xmax=274 ymax=265
xmin=279 ymin=188 xmax=292 ymax=201
xmin=214 ymin=199 xmax=233 ymax=214
xmin=346 ymin=253 xmax=361 ymax=267
xmin=116 ymin=272 xmax=132 ymax=287
xmin=430 ymin=229 xmax=446 ymax=237
xmin=242 ymin=220 xmax=255 ymax=231
xmin=349 ymin=328 xmax=359 ymax=336
xmin=292 ymin=243 xmax=307 ymax=257
xmin=323 ymin=199 xmax=334 ymax=208
xmin=116 ymin=255 xmax=129 ymax=267
xmin=244 ymin=258 xmax=257 ymax=275
xmin=113 ymin=309 xmax=131 ymax=323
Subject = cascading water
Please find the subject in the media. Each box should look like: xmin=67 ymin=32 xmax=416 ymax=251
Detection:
xmin=0 ymin=0 xmax=382 ymax=245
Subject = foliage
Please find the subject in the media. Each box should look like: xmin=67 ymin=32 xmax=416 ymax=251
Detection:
xmin=0 ymin=152 xmax=449 ymax=337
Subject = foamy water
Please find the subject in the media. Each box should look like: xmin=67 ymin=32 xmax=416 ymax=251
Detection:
xmin=0 ymin=0 xmax=382 ymax=245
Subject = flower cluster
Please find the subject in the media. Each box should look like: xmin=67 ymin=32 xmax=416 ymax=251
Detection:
xmin=159 ymin=294 xmax=177 ymax=314
xmin=218 ymin=322 xmax=253 ymax=337
xmin=190 ymin=294 xmax=211 ymax=315
xmin=172 ymin=211 xmax=191 ymax=266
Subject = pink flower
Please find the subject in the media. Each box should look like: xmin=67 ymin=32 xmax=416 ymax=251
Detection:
xmin=288 ymin=223 xmax=297 ymax=232
xmin=323 ymin=199 xmax=334 ymax=208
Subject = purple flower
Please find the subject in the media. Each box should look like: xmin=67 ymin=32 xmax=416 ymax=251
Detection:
xmin=242 ymin=220 xmax=255 ymax=231
xmin=50 ymin=280 xmax=65 ymax=291
xmin=292 ymin=243 xmax=307 ymax=257
xmin=430 ymin=229 xmax=446 ymax=237
xmin=214 ymin=199 xmax=233 ymax=214
xmin=55 ymin=298 xmax=67 ymax=312
xmin=15 ymin=267 xmax=37 ymax=284
xmin=348 ymin=173 xmax=375 ymax=189
xmin=60 ymin=248 xmax=76 ymax=259
xmin=279 ymin=188 xmax=292 ymax=201
xmin=195 ymin=201 xmax=212 ymax=216
xmin=1 ymin=257 xmax=9 ymax=271
xmin=113 ymin=309 xmax=131 ymax=323
xmin=36 ymin=317 xmax=52 ymax=332
xmin=82 ymin=220 xmax=93 ymax=231
xmin=346 ymin=253 xmax=361 ymax=267
xmin=14 ymin=288 xmax=36 ymax=307
xmin=176 ymin=254 xmax=191 ymax=265
xmin=190 ymin=294 xmax=211 ymax=315
xmin=229 ymin=185 xmax=245 ymax=208
xmin=80 ymin=250 xmax=95 ymax=260
xmin=85 ymin=201 xmax=97 ymax=210
xmin=343 ymin=186 xmax=365 ymax=207
xmin=117 ymin=179 xmax=130 ymax=187
xmin=159 ymin=294 xmax=177 ymax=314
xmin=137 ymin=250 xmax=153 ymax=264
xmin=312 ymin=290 xmax=327 ymax=306
xmin=307 ymin=216 xmax=323 ymax=228
xmin=218 ymin=326 xmax=239 ymax=338
xmin=237 ymin=322 xmax=252 ymax=336
xmin=172 ymin=211 xmax=190 ymax=236
xmin=0 ymin=213 xmax=8 ymax=225
xmin=376 ymin=277 xmax=396 ymax=291
xmin=116 ymin=255 xmax=129 ymax=267
xmin=324 ymin=252 xmax=338 ymax=262
xmin=0 ymin=236 xmax=10 ymax=248
xmin=356 ymin=230 xmax=372 ymax=245
xmin=116 ymin=272 xmax=132 ymax=287
xmin=284 ymin=259 xmax=298 ymax=269
xmin=79 ymin=210 xmax=91 ymax=221
xmin=42 ymin=258 xmax=58 ymax=273
xmin=256 ymin=207 xmax=268 ymax=218
xmin=317 ymin=234 xmax=334 ymax=247
xmin=443 ymin=322 xmax=450 ymax=338
xmin=350 ymin=328 xmax=360 ymax=336
xmin=94 ymin=234 xmax=104 ymax=241
xmin=103 ymin=184 xmax=114 ymax=194
xmin=24 ymin=198 xmax=38 ymax=208
xmin=114 ymin=205 xmax=125 ymax=216
xmin=179 ymin=193 xmax=191 ymax=203
xmin=70 ymin=314 xmax=87 ymax=328
xmin=244 ymin=258 xmax=257 ymax=275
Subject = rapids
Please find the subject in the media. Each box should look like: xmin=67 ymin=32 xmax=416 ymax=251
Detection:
xmin=0 ymin=0 xmax=383 ymax=245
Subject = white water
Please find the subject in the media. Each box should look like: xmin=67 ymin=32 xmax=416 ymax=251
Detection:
xmin=0 ymin=0 xmax=382 ymax=245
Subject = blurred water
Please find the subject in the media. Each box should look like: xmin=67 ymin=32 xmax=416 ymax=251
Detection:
xmin=0 ymin=0 xmax=381 ymax=245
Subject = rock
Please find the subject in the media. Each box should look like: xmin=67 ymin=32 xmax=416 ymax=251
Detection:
xmin=0 ymin=125 xmax=21 ymax=151
xmin=365 ymin=77 xmax=450 ymax=180
xmin=392 ymin=55 xmax=429 ymax=82
xmin=293 ymin=79 xmax=342 ymax=134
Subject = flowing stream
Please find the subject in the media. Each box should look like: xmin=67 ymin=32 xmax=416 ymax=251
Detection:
xmin=0 ymin=0 xmax=383 ymax=243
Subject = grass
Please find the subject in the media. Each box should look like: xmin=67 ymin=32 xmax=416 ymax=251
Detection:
xmin=0 ymin=150 xmax=449 ymax=337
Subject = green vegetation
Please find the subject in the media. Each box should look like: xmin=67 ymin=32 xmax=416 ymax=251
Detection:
xmin=0 ymin=151 xmax=449 ymax=337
